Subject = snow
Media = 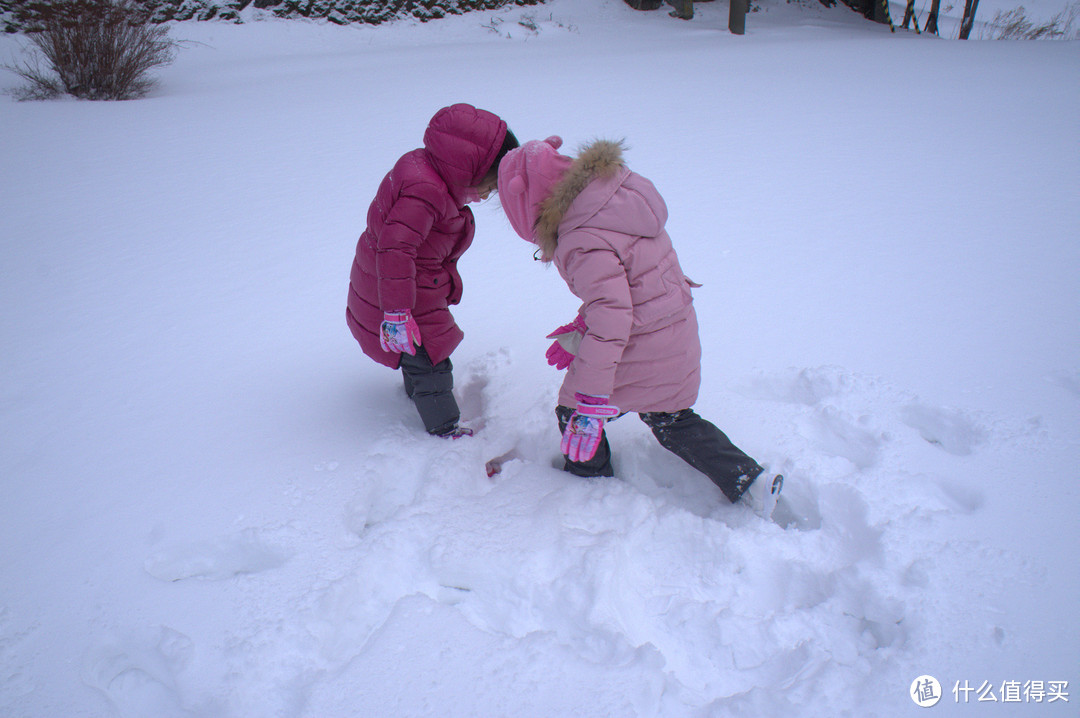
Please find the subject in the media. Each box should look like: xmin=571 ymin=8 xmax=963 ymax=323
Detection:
xmin=1 ymin=0 xmax=1078 ymax=715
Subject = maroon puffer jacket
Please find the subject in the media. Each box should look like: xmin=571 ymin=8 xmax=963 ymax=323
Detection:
xmin=347 ymin=104 xmax=507 ymax=368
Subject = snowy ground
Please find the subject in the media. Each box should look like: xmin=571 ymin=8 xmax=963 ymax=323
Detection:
xmin=1 ymin=1 xmax=1078 ymax=716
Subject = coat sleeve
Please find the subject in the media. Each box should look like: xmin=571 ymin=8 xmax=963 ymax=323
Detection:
xmin=375 ymin=180 xmax=443 ymax=311
xmin=558 ymin=230 xmax=633 ymax=399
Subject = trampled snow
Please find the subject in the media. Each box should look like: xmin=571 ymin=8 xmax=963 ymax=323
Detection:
xmin=1 ymin=1 xmax=1077 ymax=716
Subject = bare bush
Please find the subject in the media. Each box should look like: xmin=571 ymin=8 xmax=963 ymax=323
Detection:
xmin=4 ymin=1 xmax=180 ymax=101
xmin=980 ymin=2 xmax=1080 ymax=39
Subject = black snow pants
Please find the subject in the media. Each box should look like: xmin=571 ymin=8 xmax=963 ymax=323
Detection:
xmin=555 ymin=406 xmax=763 ymax=503
xmin=400 ymin=346 xmax=460 ymax=436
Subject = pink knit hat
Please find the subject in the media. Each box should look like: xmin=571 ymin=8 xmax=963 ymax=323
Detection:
xmin=497 ymin=136 xmax=573 ymax=243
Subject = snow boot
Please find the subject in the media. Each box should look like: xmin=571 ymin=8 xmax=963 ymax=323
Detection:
xmin=741 ymin=472 xmax=784 ymax=520
xmin=434 ymin=424 xmax=474 ymax=439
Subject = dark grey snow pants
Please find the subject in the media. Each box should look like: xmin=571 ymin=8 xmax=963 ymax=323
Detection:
xmin=555 ymin=406 xmax=763 ymax=503
xmin=399 ymin=346 xmax=460 ymax=436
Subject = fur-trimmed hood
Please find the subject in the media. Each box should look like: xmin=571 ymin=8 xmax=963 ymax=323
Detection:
xmin=534 ymin=140 xmax=628 ymax=261
xmin=499 ymin=138 xmax=668 ymax=262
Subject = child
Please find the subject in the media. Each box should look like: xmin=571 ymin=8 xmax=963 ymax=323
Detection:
xmin=497 ymin=136 xmax=783 ymax=515
xmin=347 ymin=104 xmax=518 ymax=437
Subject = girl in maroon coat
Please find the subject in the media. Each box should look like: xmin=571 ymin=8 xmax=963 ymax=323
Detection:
xmin=347 ymin=104 xmax=517 ymax=437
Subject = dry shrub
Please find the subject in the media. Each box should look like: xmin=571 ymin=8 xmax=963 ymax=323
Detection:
xmin=981 ymin=2 xmax=1080 ymax=39
xmin=5 ymin=0 xmax=179 ymax=100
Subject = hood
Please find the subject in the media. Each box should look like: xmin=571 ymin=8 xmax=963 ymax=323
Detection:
xmin=497 ymin=136 xmax=573 ymax=247
xmin=499 ymin=139 xmax=665 ymax=262
xmin=423 ymin=103 xmax=507 ymax=192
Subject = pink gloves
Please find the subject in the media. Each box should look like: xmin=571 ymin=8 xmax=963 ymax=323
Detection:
xmin=545 ymin=315 xmax=587 ymax=370
xmin=380 ymin=310 xmax=421 ymax=355
xmin=561 ymin=393 xmax=619 ymax=462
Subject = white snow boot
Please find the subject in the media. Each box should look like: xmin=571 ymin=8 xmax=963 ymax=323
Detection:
xmin=742 ymin=472 xmax=784 ymax=520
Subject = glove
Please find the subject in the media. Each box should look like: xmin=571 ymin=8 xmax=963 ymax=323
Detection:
xmin=560 ymin=393 xmax=619 ymax=462
xmin=545 ymin=315 xmax=587 ymax=370
xmin=379 ymin=310 xmax=421 ymax=355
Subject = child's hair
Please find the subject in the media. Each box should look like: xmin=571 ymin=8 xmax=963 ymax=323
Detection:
xmin=479 ymin=129 xmax=519 ymax=189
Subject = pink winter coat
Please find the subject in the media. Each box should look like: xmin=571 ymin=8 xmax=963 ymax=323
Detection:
xmin=347 ymin=104 xmax=508 ymax=368
xmin=499 ymin=139 xmax=701 ymax=412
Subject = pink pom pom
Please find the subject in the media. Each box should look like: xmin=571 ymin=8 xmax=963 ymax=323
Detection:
xmin=506 ymin=175 xmax=527 ymax=197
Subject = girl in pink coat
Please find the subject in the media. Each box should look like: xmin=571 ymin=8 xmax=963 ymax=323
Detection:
xmin=498 ymin=137 xmax=782 ymax=515
xmin=347 ymin=104 xmax=517 ymax=437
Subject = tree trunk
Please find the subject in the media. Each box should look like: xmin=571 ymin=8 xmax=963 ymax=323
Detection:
xmin=926 ymin=0 xmax=941 ymax=34
xmin=959 ymin=0 xmax=980 ymax=37
xmin=902 ymin=0 xmax=921 ymax=31
xmin=729 ymin=0 xmax=746 ymax=33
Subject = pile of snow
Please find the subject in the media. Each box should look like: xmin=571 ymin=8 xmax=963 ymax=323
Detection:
xmin=1 ymin=1 xmax=1077 ymax=716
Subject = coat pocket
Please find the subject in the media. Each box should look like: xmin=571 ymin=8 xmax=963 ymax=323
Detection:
xmin=415 ymin=267 xmax=460 ymax=308
xmin=631 ymin=261 xmax=691 ymax=330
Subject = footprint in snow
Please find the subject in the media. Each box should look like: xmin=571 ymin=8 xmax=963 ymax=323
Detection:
xmin=82 ymin=626 xmax=194 ymax=718
xmin=797 ymin=407 xmax=884 ymax=470
xmin=928 ymin=477 xmax=985 ymax=513
xmin=1049 ymin=371 xmax=1080 ymax=398
xmin=456 ymin=364 xmax=489 ymax=426
xmin=143 ymin=529 xmax=287 ymax=582
xmin=455 ymin=348 xmax=515 ymax=428
xmin=0 ymin=607 xmax=37 ymax=701
xmin=900 ymin=403 xmax=986 ymax=456
xmin=738 ymin=366 xmax=853 ymax=406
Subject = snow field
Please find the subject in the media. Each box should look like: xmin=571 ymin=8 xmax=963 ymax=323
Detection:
xmin=1 ymin=1 xmax=1077 ymax=716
